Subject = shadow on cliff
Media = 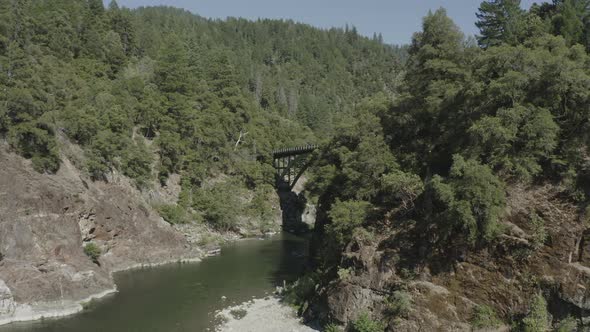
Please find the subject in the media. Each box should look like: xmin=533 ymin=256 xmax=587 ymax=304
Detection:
xmin=276 ymin=181 xmax=312 ymax=234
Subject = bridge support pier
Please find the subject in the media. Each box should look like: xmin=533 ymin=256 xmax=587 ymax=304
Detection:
xmin=272 ymin=144 xmax=318 ymax=233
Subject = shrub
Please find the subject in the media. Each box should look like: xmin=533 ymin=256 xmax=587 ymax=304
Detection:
xmin=324 ymin=323 xmax=342 ymax=332
xmin=471 ymin=304 xmax=501 ymax=329
xmin=8 ymin=122 xmax=60 ymax=173
xmin=529 ymin=212 xmax=547 ymax=249
xmin=425 ymin=156 xmax=506 ymax=246
xmin=337 ymin=267 xmax=352 ymax=281
xmin=83 ymin=243 xmax=101 ymax=263
xmin=522 ymin=294 xmax=550 ymax=332
xmin=385 ymin=291 xmax=412 ymax=317
xmin=283 ymin=272 xmax=319 ymax=310
xmin=156 ymin=204 xmax=190 ymax=224
xmin=327 ymin=200 xmax=371 ymax=246
xmin=351 ymin=312 xmax=385 ymax=332
xmin=121 ymin=140 xmax=153 ymax=188
xmin=380 ymin=170 xmax=424 ymax=209
xmin=193 ymin=183 xmax=240 ymax=231
xmin=556 ymin=316 xmax=578 ymax=332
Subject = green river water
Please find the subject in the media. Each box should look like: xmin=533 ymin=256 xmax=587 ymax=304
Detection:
xmin=0 ymin=233 xmax=308 ymax=332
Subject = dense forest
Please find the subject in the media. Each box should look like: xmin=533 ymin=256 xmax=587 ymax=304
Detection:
xmin=296 ymin=0 xmax=590 ymax=331
xmin=0 ymin=0 xmax=402 ymax=230
xmin=3 ymin=0 xmax=590 ymax=330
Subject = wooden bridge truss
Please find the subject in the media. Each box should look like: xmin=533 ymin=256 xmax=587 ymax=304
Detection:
xmin=272 ymin=145 xmax=318 ymax=191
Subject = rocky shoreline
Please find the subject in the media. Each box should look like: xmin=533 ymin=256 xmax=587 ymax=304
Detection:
xmin=0 ymin=286 xmax=117 ymax=327
xmin=216 ymin=297 xmax=318 ymax=332
xmin=0 ymin=147 xmax=207 ymax=327
xmin=0 ymin=255 xmax=206 ymax=327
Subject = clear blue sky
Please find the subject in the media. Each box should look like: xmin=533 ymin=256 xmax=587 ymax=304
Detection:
xmin=109 ymin=0 xmax=539 ymax=45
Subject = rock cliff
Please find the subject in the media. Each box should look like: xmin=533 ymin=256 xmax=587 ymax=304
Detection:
xmin=0 ymin=145 xmax=200 ymax=325
xmin=306 ymin=184 xmax=590 ymax=330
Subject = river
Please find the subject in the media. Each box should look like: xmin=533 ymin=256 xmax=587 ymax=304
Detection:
xmin=0 ymin=233 xmax=308 ymax=332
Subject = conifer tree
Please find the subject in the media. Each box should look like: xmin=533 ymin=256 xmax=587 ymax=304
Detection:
xmin=476 ymin=0 xmax=524 ymax=47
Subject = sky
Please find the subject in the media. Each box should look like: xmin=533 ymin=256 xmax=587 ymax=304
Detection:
xmin=109 ymin=0 xmax=539 ymax=45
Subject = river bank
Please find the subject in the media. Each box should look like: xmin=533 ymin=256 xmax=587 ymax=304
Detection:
xmin=216 ymin=297 xmax=318 ymax=332
xmin=0 ymin=255 xmax=204 ymax=327
xmin=0 ymin=233 xmax=309 ymax=332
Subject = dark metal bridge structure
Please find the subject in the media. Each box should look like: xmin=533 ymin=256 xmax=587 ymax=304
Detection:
xmin=272 ymin=144 xmax=318 ymax=191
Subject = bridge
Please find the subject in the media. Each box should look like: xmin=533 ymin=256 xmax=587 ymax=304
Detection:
xmin=272 ymin=144 xmax=318 ymax=191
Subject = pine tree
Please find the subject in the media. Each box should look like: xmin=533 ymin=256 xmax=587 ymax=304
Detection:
xmin=551 ymin=0 xmax=587 ymax=45
xmin=476 ymin=0 xmax=524 ymax=48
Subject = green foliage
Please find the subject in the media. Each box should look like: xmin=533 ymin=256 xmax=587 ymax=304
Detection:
xmin=324 ymin=323 xmax=343 ymax=332
xmin=424 ymin=156 xmax=506 ymax=246
xmin=282 ymin=272 xmax=320 ymax=311
xmin=0 ymin=1 xmax=399 ymax=206
xmin=83 ymin=243 xmax=101 ymax=263
xmin=556 ymin=316 xmax=578 ymax=332
xmin=469 ymin=105 xmax=559 ymax=181
xmin=156 ymin=204 xmax=191 ymax=225
xmin=193 ymin=182 xmax=240 ymax=231
xmin=380 ymin=170 xmax=424 ymax=209
xmin=121 ymin=139 xmax=153 ymax=188
xmin=384 ymin=291 xmax=412 ymax=317
xmin=350 ymin=312 xmax=385 ymax=332
xmin=529 ymin=212 xmax=548 ymax=249
xmin=244 ymin=183 xmax=277 ymax=232
xmin=8 ymin=122 xmax=60 ymax=173
xmin=476 ymin=0 xmax=525 ymax=47
xmin=522 ymin=294 xmax=550 ymax=332
xmin=336 ymin=267 xmax=352 ymax=281
xmin=471 ymin=304 xmax=502 ymax=329
xmin=327 ymin=200 xmax=372 ymax=246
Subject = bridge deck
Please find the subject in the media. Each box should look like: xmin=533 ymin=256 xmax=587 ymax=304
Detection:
xmin=272 ymin=144 xmax=318 ymax=158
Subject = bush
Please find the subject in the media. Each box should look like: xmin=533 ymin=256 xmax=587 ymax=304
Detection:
xmin=522 ymin=294 xmax=550 ymax=332
xmin=8 ymin=122 xmax=60 ymax=173
xmin=324 ymin=323 xmax=342 ymax=332
xmin=337 ymin=267 xmax=352 ymax=281
xmin=121 ymin=140 xmax=153 ymax=188
xmin=556 ymin=316 xmax=578 ymax=332
xmin=529 ymin=212 xmax=547 ymax=249
xmin=471 ymin=304 xmax=501 ymax=329
xmin=385 ymin=291 xmax=412 ymax=317
xmin=193 ymin=183 xmax=240 ymax=231
xmin=327 ymin=200 xmax=371 ymax=246
xmin=157 ymin=204 xmax=190 ymax=224
xmin=83 ymin=243 xmax=101 ymax=263
xmin=245 ymin=184 xmax=276 ymax=231
xmin=351 ymin=312 xmax=385 ymax=332
xmin=425 ymin=156 xmax=506 ymax=246
xmin=283 ymin=272 xmax=319 ymax=310
xmin=380 ymin=170 xmax=424 ymax=209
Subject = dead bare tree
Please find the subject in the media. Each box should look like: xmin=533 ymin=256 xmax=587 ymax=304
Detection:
xmin=234 ymin=130 xmax=249 ymax=150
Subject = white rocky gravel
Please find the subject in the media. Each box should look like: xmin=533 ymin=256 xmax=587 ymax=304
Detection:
xmin=216 ymin=297 xmax=319 ymax=332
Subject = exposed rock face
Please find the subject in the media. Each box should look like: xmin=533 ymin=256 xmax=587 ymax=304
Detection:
xmin=306 ymin=184 xmax=590 ymax=331
xmin=0 ymin=280 xmax=15 ymax=317
xmin=0 ymin=146 xmax=199 ymax=325
xmin=278 ymin=176 xmax=316 ymax=233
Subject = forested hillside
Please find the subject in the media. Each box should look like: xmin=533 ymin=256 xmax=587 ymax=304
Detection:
xmin=299 ymin=1 xmax=590 ymax=331
xmin=0 ymin=0 xmax=402 ymax=231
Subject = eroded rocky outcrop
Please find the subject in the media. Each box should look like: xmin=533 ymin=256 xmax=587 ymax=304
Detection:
xmin=0 ymin=146 xmax=200 ymax=325
xmin=306 ymin=184 xmax=590 ymax=330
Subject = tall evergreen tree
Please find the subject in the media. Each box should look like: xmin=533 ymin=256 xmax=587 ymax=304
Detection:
xmin=476 ymin=0 xmax=525 ymax=47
